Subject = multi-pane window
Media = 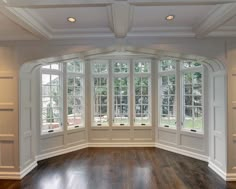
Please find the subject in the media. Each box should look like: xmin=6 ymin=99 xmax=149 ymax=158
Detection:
xmin=113 ymin=60 xmax=130 ymax=126
xmin=92 ymin=61 xmax=109 ymax=126
xmin=159 ymin=60 xmax=177 ymax=128
xmin=182 ymin=61 xmax=203 ymax=132
xmin=134 ymin=60 xmax=151 ymax=126
xmin=67 ymin=60 xmax=84 ymax=129
xmin=41 ymin=64 xmax=63 ymax=133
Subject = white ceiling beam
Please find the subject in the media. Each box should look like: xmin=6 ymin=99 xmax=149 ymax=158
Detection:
xmin=1 ymin=0 xmax=113 ymax=8
xmin=128 ymin=0 xmax=236 ymax=6
xmin=2 ymin=0 xmax=236 ymax=8
xmin=193 ymin=3 xmax=236 ymax=38
xmin=107 ymin=3 xmax=134 ymax=38
xmin=0 ymin=7 xmax=51 ymax=39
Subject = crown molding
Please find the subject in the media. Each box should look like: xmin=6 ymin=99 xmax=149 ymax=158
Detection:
xmin=129 ymin=26 xmax=194 ymax=37
xmin=3 ymin=0 xmax=236 ymax=8
xmin=209 ymin=26 xmax=236 ymax=37
xmin=193 ymin=3 xmax=236 ymax=38
xmin=0 ymin=7 xmax=51 ymax=39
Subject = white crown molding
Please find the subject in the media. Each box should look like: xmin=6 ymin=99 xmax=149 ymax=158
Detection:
xmin=3 ymin=0 xmax=236 ymax=8
xmin=193 ymin=3 xmax=236 ymax=38
xmin=0 ymin=7 xmax=51 ymax=39
xmin=209 ymin=26 xmax=236 ymax=37
xmin=129 ymin=26 xmax=194 ymax=37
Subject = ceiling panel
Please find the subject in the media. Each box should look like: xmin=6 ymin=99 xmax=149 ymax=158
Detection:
xmin=0 ymin=12 xmax=37 ymax=40
xmin=27 ymin=7 xmax=109 ymax=30
xmin=133 ymin=5 xmax=216 ymax=28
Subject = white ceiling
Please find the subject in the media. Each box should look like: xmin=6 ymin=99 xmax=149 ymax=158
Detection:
xmin=0 ymin=0 xmax=236 ymax=40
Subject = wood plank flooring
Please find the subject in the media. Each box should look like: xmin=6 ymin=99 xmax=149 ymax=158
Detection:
xmin=1 ymin=147 xmax=236 ymax=189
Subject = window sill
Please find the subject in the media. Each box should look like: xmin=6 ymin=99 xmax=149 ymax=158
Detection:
xmin=40 ymin=129 xmax=63 ymax=138
xmin=180 ymin=129 xmax=204 ymax=137
xmin=112 ymin=126 xmax=130 ymax=130
xmin=67 ymin=126 xmax=85 ymax=132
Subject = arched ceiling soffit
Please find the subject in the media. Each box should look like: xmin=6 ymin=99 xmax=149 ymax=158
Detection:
xmin=20 ymin=46 xmax=225 ymax=74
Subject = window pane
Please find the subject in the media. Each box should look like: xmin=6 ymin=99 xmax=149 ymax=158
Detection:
xmin=160 ymin=60 xmax=176 ymax=71
xmin=113 ymin=61 xmax=129 ymax=73
xmin=92 ymin=61 xmax=108 ymax=74
xmin=134 ymin=60 xmax=150 ymax=73
xmin=41 ymin=70 xmax=62 ymax=133
xmin=159 ymin=74 xmax=176 ymax=128
xmin=93 ymin=75 xmax=108 ymax=126
xmin=183 ymin=61 xmax=202 ymax=68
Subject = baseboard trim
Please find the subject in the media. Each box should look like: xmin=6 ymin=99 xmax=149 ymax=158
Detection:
xmin=226 ymin=173 xmax=236 ymax=181
xmin=208 ymin=161 xmax=226 ymax=180
xmin=3 ymin=142 xmax=231 ymax=181
xmin=36 ymin=143 xmax=88 ymax=161
xmin=0 ymin=171 xmax=21 ymax=180
xmin=155 ymin=143 xmax=209 ymax=162
xmin=88 ymin=142 xmax=155 ymax=147
xmin=20 ymin=161 xmax=38 ymax=179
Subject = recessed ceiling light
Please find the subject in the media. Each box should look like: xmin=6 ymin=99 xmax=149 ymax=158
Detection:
xmin=67 ymin=17 xmax=76 ymax=23
xmin=165 ymin=15 xmax=175 ymax=21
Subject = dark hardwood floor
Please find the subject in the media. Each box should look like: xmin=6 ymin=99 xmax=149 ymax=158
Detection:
xmin=1 ymin=147 xmax=236 ymax=189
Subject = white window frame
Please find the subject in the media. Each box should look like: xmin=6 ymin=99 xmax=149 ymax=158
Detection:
xmin=66 ymin=63 xmax=85 ymax=130
xmin=180 ymin=64 xmax=204 ymax=133
xmin=91 ymin=60 xmax=109 ymax=127
xmin=112 ymin=60 xmax=130 ymax=126
xmin=40 ymin=64 xmax=64 ymax=135
xmin=133 ymin=59 xmax=152 ymax=126
xmin=158 ymin=67 xmax=177 ymax=129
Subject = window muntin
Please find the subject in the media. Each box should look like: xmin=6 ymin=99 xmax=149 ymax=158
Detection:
xmin=160 ymin=75 xmax=176 ymax=128
xmin=134 ymin=60 xmax=151 ymax=126
xmin=93 ymin=77 xmax=109 ymax=125
xmin=159 ymin=59 xmax=177 ymax=128
xmin=160 ymin=59 xmax=176 ymax=72
xmin=182 ymin=70 xmax=203 ymax=131
xmin=113 ymin=76 xmax=129 ymax=125
xmin=91 ymin=61 xmax=109 ymax=126
xmin=67 ymin=60 xmax=83 ymax=73
xmin=112 ymin=60 xmax=130 ymax=126
xmin=41 ymin=65 xmax=63 ymax=134
xmin=67 ymin=61 xmax=84 ymax=129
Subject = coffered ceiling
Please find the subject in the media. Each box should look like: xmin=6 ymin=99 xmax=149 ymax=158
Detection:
xmin=0 ymin=0 xmax=236 ymax=40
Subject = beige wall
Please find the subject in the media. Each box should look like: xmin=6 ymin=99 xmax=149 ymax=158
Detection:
xmin=0 ymin=46 xmax=19 ymax=179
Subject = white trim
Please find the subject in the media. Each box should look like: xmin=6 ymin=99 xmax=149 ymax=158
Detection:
xmin=155 ymin=142 xmax=208 ymax=162
xmin=88 ymin=142 xmax=155 ymax=147
xmin=20 ymin=161 xmax=38 ymax=179
xmin=208 ymin=161 xmax=226 ymax=180
xmin=36 ymin=143 xmax=88 ymax=161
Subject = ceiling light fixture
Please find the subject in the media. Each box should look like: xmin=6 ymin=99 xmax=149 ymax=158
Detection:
xmin=165 ymin=15 xmax=175 ymax=21
xmin=67 ymin=17 xmax=76 ymax=23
